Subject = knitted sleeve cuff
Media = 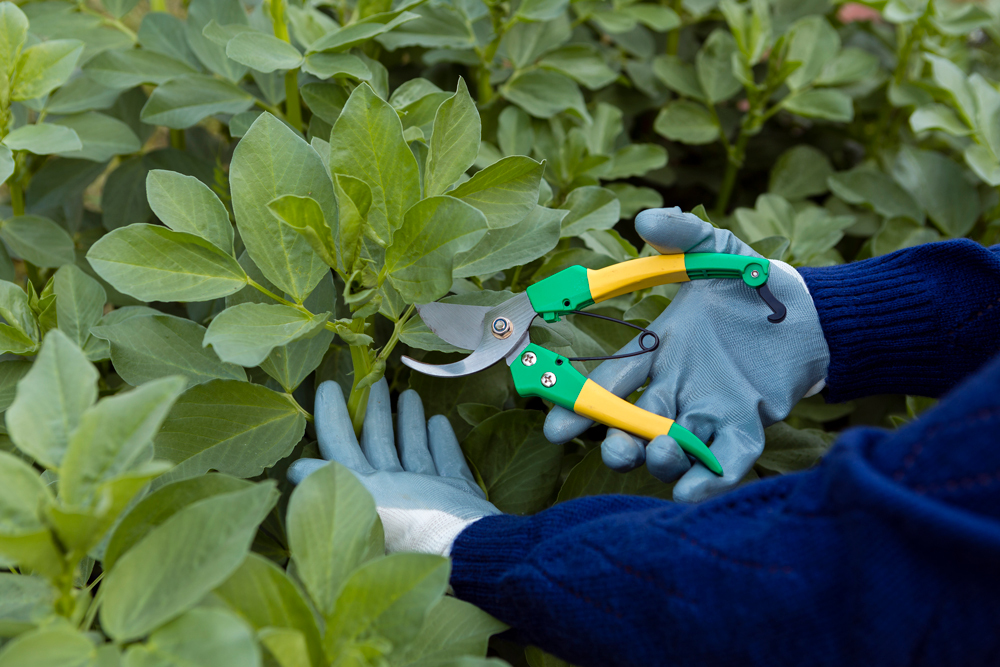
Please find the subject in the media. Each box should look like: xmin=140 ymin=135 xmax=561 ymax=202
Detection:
xmin=798 ymin=239 xmax=1000 ymax=402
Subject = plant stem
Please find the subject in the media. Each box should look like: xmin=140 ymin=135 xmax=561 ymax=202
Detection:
xmin=713 ymin=125 xmax=749 ymax=218
xmin=347 ymin=317 xmax=373 ymax=435
xmin=284 ymin=69 xmax=303 ymax=132
xmin=666 ymin=0 xmax=682 ymax=55
xmin=9 ymin=180 xmax=24 ymax=216
xmin=254 ymin=98 xmax=287 ymax=120
xmin=77 ymin=2 xmax=137 ymax=41
xmin=81 ymin=579 xmax=104 ymax=630
xmin=170 ymin=128 xmax=185 ymax=151
xmin=285 ymin=393 xmax=314 ymax=422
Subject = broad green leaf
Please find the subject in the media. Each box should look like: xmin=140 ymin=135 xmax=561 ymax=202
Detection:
xmin=53 ymin=264 xmax=108 ymax=360
xmin=602 ymin=144 xmax=668 ymax=180
xmin=500 ymin=15 xmax=570 ymax=68
xmin=695 ymin=30 xmax=741 ymax=103
xmin=909 ymin=104 xmax=970 ymax=136
xmin=328 ymin=84 xmax=419 ymax=246
xmin=101 ymin=481 xmax=278 ymax=641
xmin=0 ymin=451 xmax=61 ymax=577
xmin=425 ymin=79 xmax=480 ymax=197
xmin=607 ymin=183 xmax=663 ymax=218
xmin=516 ymin=0 xmax=568 ymax=21
xmin=652 ymin=54 xmax=704 ymax=100
xmin=964 ymin=144 xmax=1000 ymax=187
xmin=60 ymin=376 xmax=185 ymax=506
xmin=0 ymin=573 xmax=56 ymax=636
xmin=0 ymin=360 xmax=31 ymax=412
xmin=624 ymin=4 xmax=680 ymax=31
xmin=226 ymin=32 xmax=303 ymax=73
xmin=448 ymin=156 xmax=544 ymax=229
xmin=757 ymin=422 xmax=834 ymax=474
xmin=333 ymin=175 xmax=371 ymax=273
xmin=104 ymin=473 xmax=250 ymax=570
xmin=123 ymin=607 xmax=260 ymax=667
xmin=892 ymin=146 xmax=979 ymax=237
xmin=496 ymin=106 xmax=534 ymax=157
xmin=769 ymin=145 xmax=833 ymax=199
xmin=287 ymin=461 xmax=383 ymax=616
xmin=154 ymin=379 xmax=306 ymax=479
xmin=11 ymin=39 xmax=83 ymax=101
xmin=230 ymin=113 xmax=334 ymax=302
xmin=204 ymin=303 xmax=329 ymax=367
xmin=45 ymin=74 xmax=122 ymax=114
xmin=558 ymin=186 xmax=620 ymax=238
xmin=138 ymin=12 xmax=200 ymax=68
xmin=267 ymin=194 xmax=338 ymax=269
xmin=581 ymin=229 xmax=638 ymax=262
xmin=301 ymin=82 xmax=349 ymax=125
xmin=828 ymin=166 xmax=924 ymax=222
xmin=869 ymin=217 xmax=940 ymax=257
xmin=538 ymin=45 xmax=617 ymax=91
xmin=453 ymin=205 xmax=564 ymax=278
xmin=301 ymin=52 xmax=371 ymax=80
xmin=140 ymin=74 xmax=254 ymax=129
xmin=970 ymin=74 xmax=1000 ymax=156
xmin=2 ymin=124 xmax=81 ymax=154
xmin=0 ymin=625 xmax=96 ymax=667
xmin=385 ymin=196 xmax=488 ymax=303
xmin=924 ymin=53 xmax=976 ymax=124
xmin=258 ymin=629 xmax=311 ymax=667
xmin=0 ymin=215 xmax=76 ymax=268
xmin=324 ymin=552 xmax=450 ymax=658
xmin=50 ymin=112 xmax=141 ymax=162
xmin=147 ymin=170 xmax=234 ymax=254
xmin=0 ymin=280 xmax=37 ymax=355
xmin=102 ymin=0 xmax=140 ymax=18
xmin=788 ymin=206 xmax=854 ymax=263
xmin=213 ymin=553 xmax=324 ymax=667
xmin=87 ymin=224 xmax=248 ymax=302
xmin=815 ymin=47 xmax=879 ymax=86
xmin=185 ymin=0 xmax=249 ymax=82
xmin=375 ymin=4 xmax=473 ymax=51
xmin=0 ymin=145 xmax=11 ymax=183
xmin=388 ymin=597 xmax=507 ymax=666
xmin=781 ymin=89 xmax=853 ymax=122
xmin=623 ymin=294 xmax=672 ymax=326
xmin=785 ymin=16 xmax=840 ymax=90
xmin=654 ymin=100 xmax=718 ymax=144
xmin=83 ymin=48 xmax=197 ymax=88
xmin=734 ymin=193 xmax=795 ymax=240
xmin=501 ymin=69 xmax=588 ymax=120
xmin=0 ymin=3 xmax=28 ymax=92
xmin=462 ymin=410 xmax=562 ymax=514
xmin=6 ymin=330 xmax=97 ymax=469
xmin=309 ymin=13 xmax=417 ymax=52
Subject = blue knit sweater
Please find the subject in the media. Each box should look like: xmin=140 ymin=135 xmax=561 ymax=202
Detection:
xmin=449 ymin=240 xmax=1000 ymax=667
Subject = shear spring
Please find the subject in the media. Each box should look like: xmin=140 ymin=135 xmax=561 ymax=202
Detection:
xmin=564 ymin=311 xmax=660 ymax=362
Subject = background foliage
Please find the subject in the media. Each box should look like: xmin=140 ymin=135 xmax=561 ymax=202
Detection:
xmin=0 ymin=0 xmax=996 ymax=664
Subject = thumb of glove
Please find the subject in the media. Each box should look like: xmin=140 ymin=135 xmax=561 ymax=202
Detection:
xmin=636 ymin=207 xmax=758 ymax=257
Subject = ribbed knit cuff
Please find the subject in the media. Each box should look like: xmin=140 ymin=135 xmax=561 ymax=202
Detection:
xmin=799 ymin=239 xmax=1000 ymax=402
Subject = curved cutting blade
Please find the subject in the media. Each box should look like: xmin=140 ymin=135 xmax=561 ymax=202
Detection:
xmin=415 ymin=302 xmax=493 ymax=351
xmin=403 ymin=293 xmax=536 ymax=378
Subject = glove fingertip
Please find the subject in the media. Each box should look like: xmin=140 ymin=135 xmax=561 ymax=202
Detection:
xmin=601 ymin=431 xmax=645 ymax=472
xmin=287 ymin=458 xmax=328 ymax=485
xmin=543 ymin=406 xmax=592 ymax=444
xmin=635 ymin=207 xmax=712 ymax=254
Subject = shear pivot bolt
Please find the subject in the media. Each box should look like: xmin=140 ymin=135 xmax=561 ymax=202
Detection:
xmin=541 ymin=372 xmax=557 ymax=388
xmin=492 ymin=317 xmax=513 ymax=339
xmin=521 ymin=351 xmax=537 ymax=366
xmin=751 ymin=270 xmax=759 ymax=278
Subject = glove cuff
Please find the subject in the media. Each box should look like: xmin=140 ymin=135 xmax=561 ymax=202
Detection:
xmin=377 ymin=507 xmax=483 ymax=556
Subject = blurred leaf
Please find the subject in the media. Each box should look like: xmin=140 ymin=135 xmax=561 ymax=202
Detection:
xmin=695 ymin=30 xmax=741 ymax=103
xmin=539 ymin=45 xmax=618 ymax=90
xmin=785 ymin=15 xmax=839 ymax=90
xmin=2 ymin=124 xmax=81 ymax=154
xmin=501 ymin=69 xmax=588 ymax=121
xmin=815 ymin=47 xmax=879 ymax=87
xmin=389 ymin=596 xmax=507 ymax=666
xmin=204 ymin=303 xmax=329 ymax=367
xmin=557 ymin=447 xmax=672 ymax=501
xmin=0 ymin=573 xmax=56 ymax=636
xmin=757 ymin=422 xmax=834 ymax=474
xmin=0 ymin=625 xmax=95 ymax=667
xmin=828 ymin=166 xmax=924 ymax=223
xmin=226 ymin=31 xmax=302 ymax=73
xmin=892 ymin=146 xmax=979 ymax=237
xmin=0 ymin=215 xmax=76 ymax=268
xmin=654 ymin=100 xmax=719 ymax=145
xmin=84 ymin=48 xmax=197 ymax=88
xmin=122 ymin=607 xmax=261 ymax=667
xmin=50 ymin=112 xmax=140 ymax=162
xmin=910 ymin=104 xmax=970 ymax=135
xmin=781 ymin=89 xmax=853 ymax=122
xmin=769 ymin=145 xmax=833 ymax=199
xmin=140 ymin=74 xmax=254 ymax=129
xmin=559 ymin=186 xmax=621 ymax=237
xmin=453 ymin=205 xmax=564 ymax=278
xmin=12 ymin=40 xmax=83 ymax=101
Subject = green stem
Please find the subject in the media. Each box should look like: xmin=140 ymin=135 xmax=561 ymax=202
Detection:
xmin=254 ymin=98 xmax=287 ymax=120
xmin=169 ymin=128 xmax=185 ymax=151
xmin=347 ymin=318 xmax=374 ymax=436
xmin=666 ymin=0 xmax=682 ymax=55
xmin=375 ymin=304 xmax=414 ymax=365
xmin=509 ymin=264 xmax=523 ymax=292
xmin=476 ymin=66 xmax=493 ymax=105
xmin=713 ymin=126 xmax=749 ymax=218
xmin=9 ymin=180 xmax=24 ymax=216
xmin=80 ymin=578 xmax=104 ymax=630
xmin=77 ymin=2 xmax=137 ymax=41
xmin=284 ymin=69 xmax=303 ymax=132
xmin=285 ymin=393 xmax=314 ymax=422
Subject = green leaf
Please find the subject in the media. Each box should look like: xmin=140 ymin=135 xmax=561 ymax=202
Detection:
xmin=50 ymin=112 xmax=141 ymax=162
xmin=869 ymin=217 xmax=940 ymax=257
xmin=892 ymin=146 xmax=979 ymax=237
xmin=964 ymin=144 xmax=1000 ymax=187
xmin=324 ymin=552 xmax=450 ymax=658
xmin=45 ymin=74 xmax=122 ymax=114
xmin=0 ymin=360 xmax=31 ymax=412
xmin=0 ymin=450 xmax=55 ymax=553
xmin=87 ymin=224 xmax=248 ymax=302
xmin=425 ymin=79 xmax=480 ymax=197
xmin=333 ymin=175 xmax=371 ymax=273
xmin=6 ymin=330 xmax=97 ymax=469
xmin=448 ymin=156 xmax=544 ymax=229
xmin=453 ymin=205 xmax=564 ymax=278
xmin=607 ymin=183 xmax=663 ymax=219
xmin=226 ymin=31 xmax=303 ymax=73
xmin=2 ymin=124 xmax=81 ymax=154
xmin=53 ymin=264 xmax=108 ymax=360
xmin=230 ymin=113 xmax=334 ymax=302
xmin=757 ymin=422 xmax=834 ymax=474
xmin=501 ymin=69 xmax=588 ymax=120
xmin=122 ymin=607 xmax=261 ymax=667
xmin=287 ymin=461 xmax=384 ymax=617
xmin=525 ymin=646 xmax=573 ymax=667
xmin=652 ymin=55 xmax=704 ymax=100
xmin=924 ymin=53 xmax=976 ymax=124
xmin=309 ymin=13 xmax=417 ymax=52
xmin=815 ymin=47 xmax=879 ymax=87
xmin=301 ymin=52 xmax=371 ymax=80
xmin=185 ymin=0 xmax=250 ymax=82
xmin=213 ymin=553 xmax=324 ymax=667
xmin=0 ymin=4 xmax=28 ymax=92
xmin=388 ymin=597 xmax=507 ymax=666
xmin=0 ymin=215 xmax=76 ymax=268
xmin=0 ymin=281 xmax=37 ymax=355
xmin=147 ymin=169 xmax=234 ymax=255
xmin=100 ymin=481 xmax=278 ymax=641
xmin=784 ymin=16 xmax=840 ymax=90
xmin=385 ymin=196 xmax=488 ymax=303
xmin=463 ymin=410 xmax=562 ymax=514
xmin=375 ymin=4 xmax=473 ymax=51
xmin=781 ymin=89 xmax=853 ymax=122
xmin=0 ymin=145 xmax=12 ymax=183
xmin=328 ymin=83 xmax=420 ymax=246
xmin=909 ymin=103 xmax=970 ymax=136
xmin=140 ymin=74 xmax=254 ymax=129
xmin=653 ymin=100 xmax=719 ymax=144
xmin=602 ymin=144 xmax=668 ymax=180
xmin=624 ymin=5 xmax=680 ymax=31
xmin=60 ymin=376 xmax=185 ymax=507
xmin=0 ymin=573 xmax=57 ymax=636
xmin=515 ymin=0 xmax=568 ymax=22
xmin=154 ymin=379 xmax=306 ymax=479
xmin=0 ymin=625 xmax=96 ymax=667
xmin=695 ymin=30 xmax=741 ymax=103
xmin=204 ymin=303 xmax=329 ymax=367
xmin=11 ymin=40 xmax=83 ymax=101
xmin=828 ymin=166 xmax=924 ymax=222
xmin=769 ymin=145 xmax=833 ymax=200
xmin=538 ymin=45 xmax=618 ymax=90
xmin=267 ymin=194 xmax=338 ymax=270
xmin=558 ymin=186 xmax=620 ymax=238
xmin=83 ymin=48 xmax=197 ymax=88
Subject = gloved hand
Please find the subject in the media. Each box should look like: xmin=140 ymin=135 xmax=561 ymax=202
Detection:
xmin=288 ymin=379 xmax=500 ymax=556
xmin=544 ymin=208 xmax=830 ymax=503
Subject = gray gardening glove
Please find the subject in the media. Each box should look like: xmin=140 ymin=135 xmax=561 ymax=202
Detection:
xmin=544 ymin=208 xmax=830 ymax=502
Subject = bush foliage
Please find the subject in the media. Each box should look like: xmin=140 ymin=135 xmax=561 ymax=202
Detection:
xmin=0 ymin=0 xmax=995 ymax=663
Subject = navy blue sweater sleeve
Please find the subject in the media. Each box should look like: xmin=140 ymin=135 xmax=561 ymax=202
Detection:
xmin=451 ymin=352 xmax=1000 ymax=667
xmin=798 ymin=240 xmax=1000 ymax=401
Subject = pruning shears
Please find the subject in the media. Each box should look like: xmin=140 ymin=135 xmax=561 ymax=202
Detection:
xmin=402 ymin=253 xmax=787 ymax=476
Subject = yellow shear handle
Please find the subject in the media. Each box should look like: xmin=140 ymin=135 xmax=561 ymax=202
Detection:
xmin=587 ymin=255 xmax=688 ymax=303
